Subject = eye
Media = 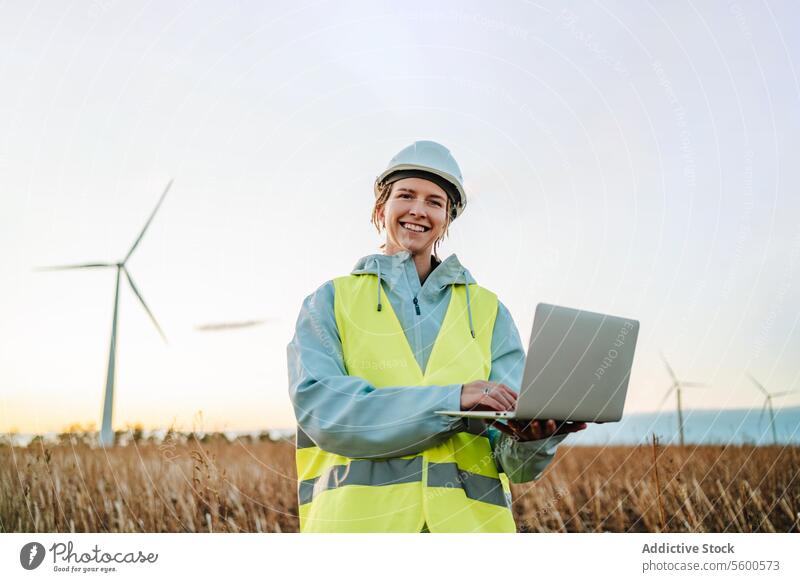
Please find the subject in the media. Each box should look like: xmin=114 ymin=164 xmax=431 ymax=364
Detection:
xmin=429 ymin=200 xmax=443 ymax=207
xmin=398 ymin=192 xmax=412 ymax=199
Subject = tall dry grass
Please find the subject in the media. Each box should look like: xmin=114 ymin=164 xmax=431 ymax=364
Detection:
xmin=1 ymin=435 xmax=296 ymax=533
xmin=2 ymin=436 xmax=798 ymax=532
xmin=513 ymin=441 xmax=800 ymax=532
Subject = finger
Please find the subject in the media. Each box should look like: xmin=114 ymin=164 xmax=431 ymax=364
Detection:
xmin=480 ymin=394 xmax=511 ymax=411
xmin=555 ymin=422 xmax=588 ymax=436
xmin=467 ymin=383 xmax=495 ymax=409
xmin=482 ymin=383 xmax=515 ymax=409
xmin=484 ymin=418 xmax=515 ymax=435
xmin=486 ymin=388 xmax=518 ymax=411
xmin=491 ymin=389 xmax=516 ymax=410
xmin=545 ymin=419 xmax=557 ymax=436
xmin=497 ymin=384 xmax=519 ymax=403
xmin=508 ymin=419 xmax=523 ymax=431
xmin=493 ymin=417 xmax=525 ymax=435
xmin=509 ymin=419 xmax=533 ymax=436
xmin=487 ymin=420 xmax=518 ymax=437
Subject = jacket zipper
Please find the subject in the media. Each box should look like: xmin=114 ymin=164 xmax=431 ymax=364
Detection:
xmin=416 ymin=292 xmax=429 ymax=529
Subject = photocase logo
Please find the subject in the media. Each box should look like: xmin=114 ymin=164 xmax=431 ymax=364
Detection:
xmin=17 ymin=540 xmax=158 ymax=574
xmin=20 ymin=542 xmax=46 ymax=570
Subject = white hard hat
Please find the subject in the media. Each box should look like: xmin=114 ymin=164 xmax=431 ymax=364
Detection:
xmin=374 ymin=140 xmax=467 ymax=220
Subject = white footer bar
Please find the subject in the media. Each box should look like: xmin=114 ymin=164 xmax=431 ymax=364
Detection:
xmin=2 ymin=533 xmax=797 ymax=580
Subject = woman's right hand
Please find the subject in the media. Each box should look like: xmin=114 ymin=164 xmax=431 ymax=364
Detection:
xmin=460 ymin=381 xmax=518 ymax=412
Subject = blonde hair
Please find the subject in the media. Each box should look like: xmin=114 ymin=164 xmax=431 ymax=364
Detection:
xmin=371 ymin=180 xmax=453 ymax=261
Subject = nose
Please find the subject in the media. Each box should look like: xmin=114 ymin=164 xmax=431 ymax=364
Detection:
xmin=408 ymin=198 xmax=427 ymax=218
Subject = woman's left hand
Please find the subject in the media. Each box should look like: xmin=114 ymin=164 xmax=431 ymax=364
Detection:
xmin=485 ymin=418 xmax=588 ymax=441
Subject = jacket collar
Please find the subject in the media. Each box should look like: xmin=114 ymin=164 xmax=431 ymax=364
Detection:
xmin=350 ymin=250 xmax=479 ymax=339
xmin=351 ymin=250 xmax=477 ymax=290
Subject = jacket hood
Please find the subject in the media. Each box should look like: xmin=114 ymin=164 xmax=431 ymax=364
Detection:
xmin=351 ymin=250 xmax=479 ymax=339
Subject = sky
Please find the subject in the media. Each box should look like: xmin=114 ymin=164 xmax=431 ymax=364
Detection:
xmin=1 ymin=0 xmax=799 ymax=434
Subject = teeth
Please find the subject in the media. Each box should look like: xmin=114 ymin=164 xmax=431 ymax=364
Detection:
xmin=402 ymin=223 xmax=427 ymax=232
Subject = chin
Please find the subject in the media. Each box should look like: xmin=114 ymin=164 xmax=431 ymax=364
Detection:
xmin=399 ymin=237 xmax=430 ymax=253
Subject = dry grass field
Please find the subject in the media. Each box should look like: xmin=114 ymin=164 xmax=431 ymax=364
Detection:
xmin=2 ymin=434 xmax=798 ymax=533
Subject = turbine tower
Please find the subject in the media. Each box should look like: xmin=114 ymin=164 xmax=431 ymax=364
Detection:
xmin=747 ymin=373 xmax=795 ymax=445
xmin=659 ymin=352 xmax=707 ymax=446
xmin=37 ymin=180 xmax=173 ymax=446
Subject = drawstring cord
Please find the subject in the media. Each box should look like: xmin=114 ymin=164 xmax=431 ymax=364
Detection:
xmin=375 ymin=258 xmax=382 ymax=311
xmin=463 ymin=268 xmax=475 ymax=339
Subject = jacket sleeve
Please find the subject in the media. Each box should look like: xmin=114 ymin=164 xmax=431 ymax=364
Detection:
xmin=487 ymin=300 xmax=569 ymax=483
xmin=287 ymin=280 xmax=466 ymax=459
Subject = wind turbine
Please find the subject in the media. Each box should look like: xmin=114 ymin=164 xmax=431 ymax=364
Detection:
xmin=659 ymin=352 xmax=707 ymax=446
xmin=37 ymin=180 xmax=173 ymax=447
xmin=747 ymin=373 xmax=795 ymax=445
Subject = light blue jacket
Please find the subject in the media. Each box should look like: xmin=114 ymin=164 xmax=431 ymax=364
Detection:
xmin=287 ymin=250 xmax=568 ymax=483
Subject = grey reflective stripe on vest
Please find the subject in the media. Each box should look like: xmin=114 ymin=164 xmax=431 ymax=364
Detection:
xmin=298 ymin=456 xmax=424 ymax=505
xmin=296 ymin=426 xmax=315 ymax=449
xmin=426 ymin=462 xmax=507 ymax=507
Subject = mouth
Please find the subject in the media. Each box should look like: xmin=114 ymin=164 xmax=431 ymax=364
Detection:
xmin=399 ymin=221 xmax=430 ymax=233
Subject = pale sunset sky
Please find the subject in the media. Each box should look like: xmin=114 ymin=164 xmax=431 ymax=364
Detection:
xmin=1 ymin=1 xmax=799 ymax=434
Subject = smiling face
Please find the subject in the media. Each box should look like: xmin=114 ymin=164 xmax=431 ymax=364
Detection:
xmin=376 ymin=177 xmax=450 ymax=257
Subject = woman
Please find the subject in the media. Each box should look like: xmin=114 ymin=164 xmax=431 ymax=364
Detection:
xmin=287 ymin=140 xmax=586 ymax=533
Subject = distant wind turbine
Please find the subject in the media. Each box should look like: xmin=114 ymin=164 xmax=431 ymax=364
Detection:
xmin=36 ymin=180 xmax=173 ymax=447
xmin=659 ymin=352 xmax=708 ymax=447
xmin=747 ymin=372 xmax=796 ymax=445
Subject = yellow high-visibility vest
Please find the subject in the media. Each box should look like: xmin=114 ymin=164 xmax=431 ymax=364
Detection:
xmin=294 ymin=273 xmax=516 ymax=532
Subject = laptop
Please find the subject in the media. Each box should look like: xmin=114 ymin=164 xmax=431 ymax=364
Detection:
xmin=435 ymin=303 xmax=640 ymax=422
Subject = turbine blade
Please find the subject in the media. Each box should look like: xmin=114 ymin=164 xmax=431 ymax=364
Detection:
xmin=122 ymin=267 xmax=167 ymax=343
xmin=35 ymin=263 xmax=113 ymax=271
xmin=660 ymin=351 xmax=678 ymax=383
xmin=681 ymin=382 xmax=708 ymax=388
xmin=771 ymin=390 xmax=796 ymax=398
xmin=747 ymin=372 xmax=769 ymax=397
xmin=124 ymin=179 xmax=173 ymax=263
xmin=658 ymin=385 xmax=676 ymax=409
